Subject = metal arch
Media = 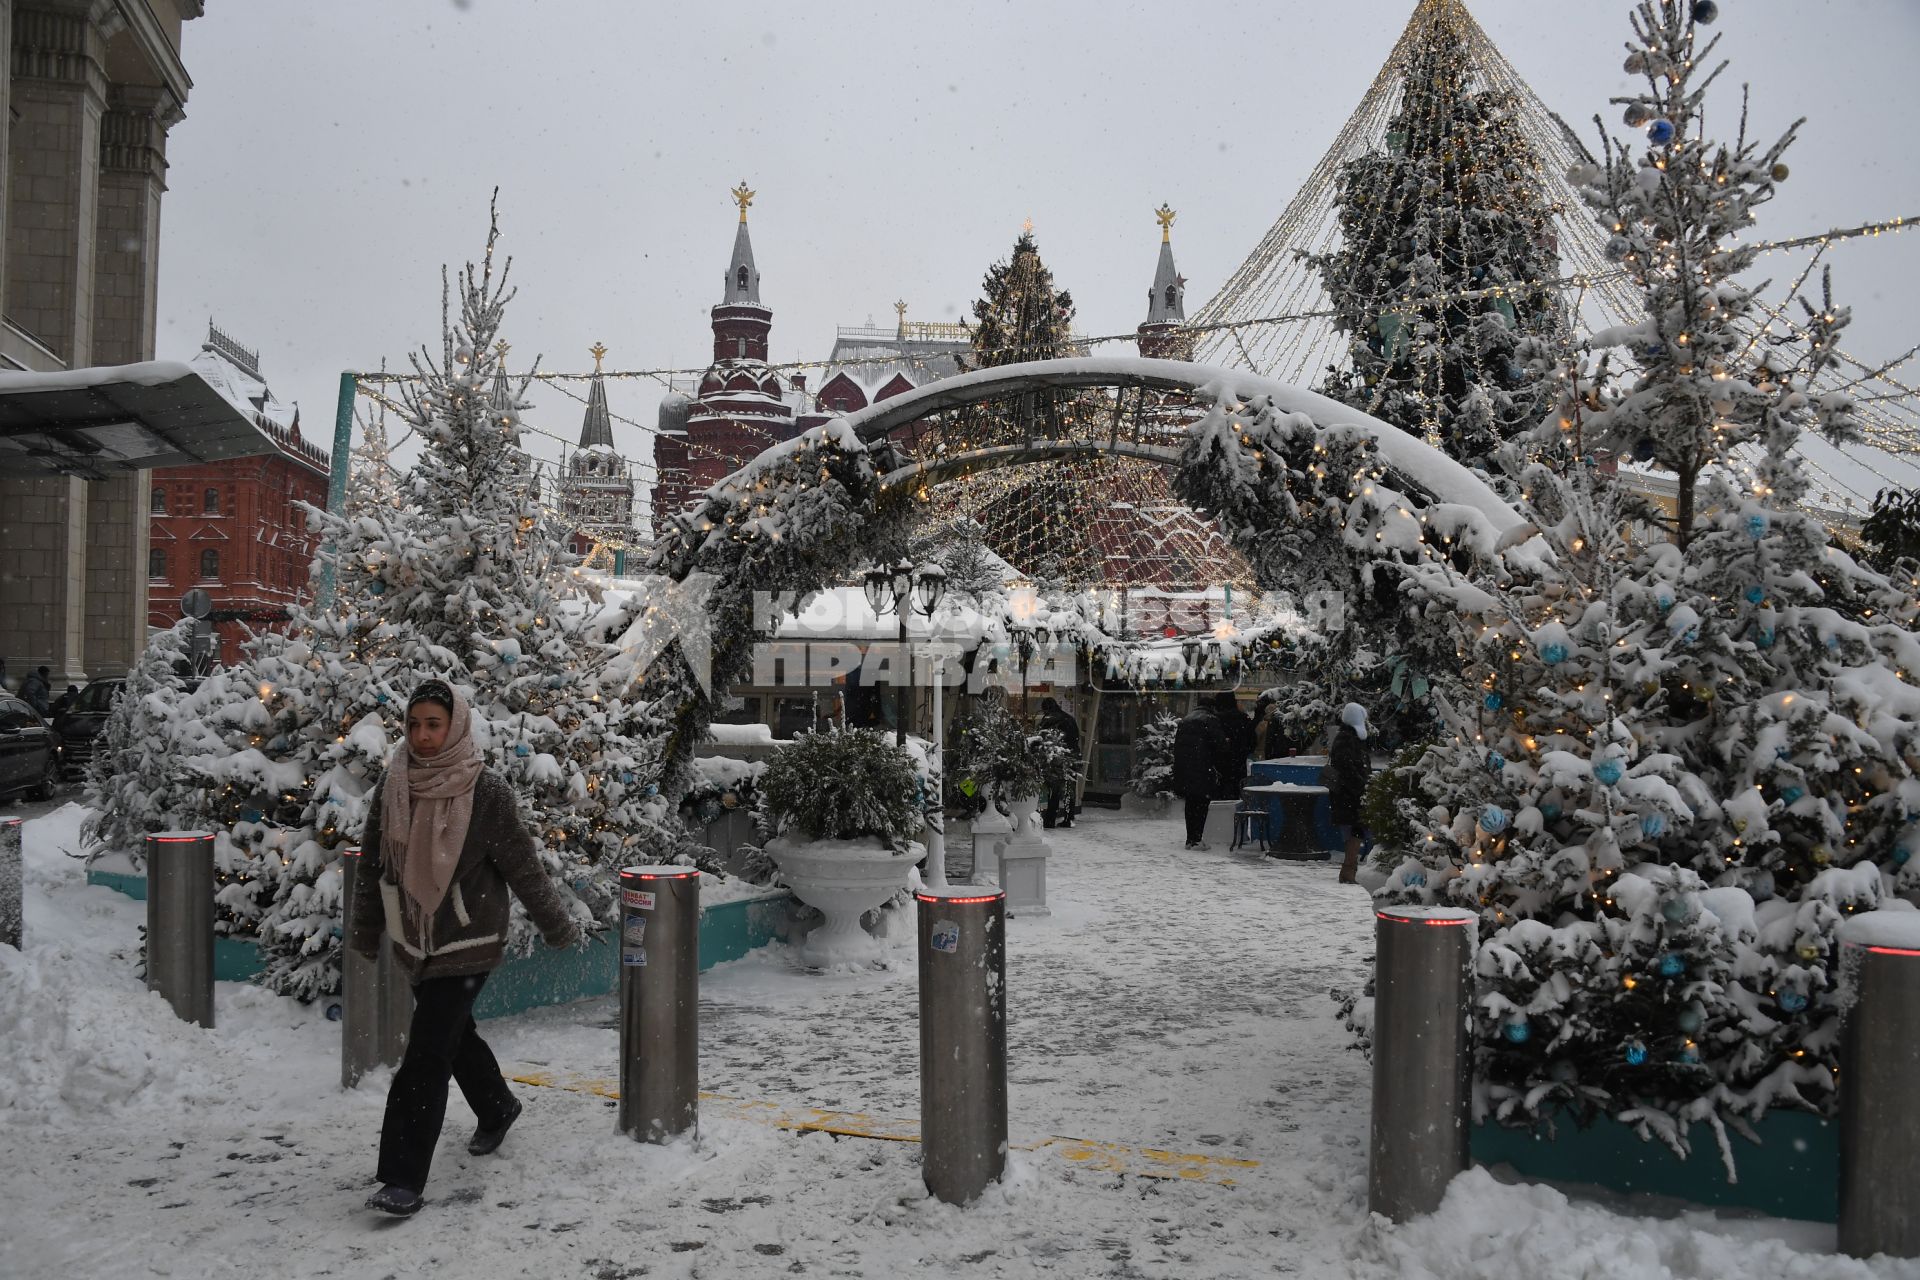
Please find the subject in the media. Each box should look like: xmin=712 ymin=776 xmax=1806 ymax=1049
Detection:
xmin=818 ymin=356 xmax=1526 ymax=533
xmin=878 ymin=441 xmax=1181 ymax=493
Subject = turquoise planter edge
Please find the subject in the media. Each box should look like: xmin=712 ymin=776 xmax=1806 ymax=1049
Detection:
xmin=87 ymin=869 xmax=791 ymax=1020
xmin=1471 ymin=1108 xmax=1837 ymax=1224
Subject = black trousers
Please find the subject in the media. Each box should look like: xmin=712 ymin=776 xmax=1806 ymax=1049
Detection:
xmin=1044 ymin=781 xmax=1074 ymax=827
xmin=376 ymin=971 xmax=517 ymax=1194
xmin=1183 ymin=794 xmax=1211 ymax=844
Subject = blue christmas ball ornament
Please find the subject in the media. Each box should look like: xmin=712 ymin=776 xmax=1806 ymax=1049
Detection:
xmin=1659 ymin=953 xmax=1687 ymax=978
xmin=1661 ymin=894 xmax=1690 ymax=922
xmin=1646 ymin=117 xmax=1677 ymax=146
xmin=1691 ymin=0 xmax=1718 ymax=22
xmin=1656 ymin=588 xmax=1675 ymax=613
xmin=1488 ymin=751 xmax=1507 ymax=773
xmin=375 ymin=692 xmax=389 ymax=704
xmin=1540 ymin=642 xmax=1569 ymax=666
xmin=1625 ymin=1041 xmax=1649 ymax=1066
xmin=621 ymin=771 xmax=636 ymax=784
xmin=502 ymin=652 xmax=518 ymax=665
xmin=1896 ymin=847 xmax=1913 ymax=865
xmin=1677 ymin=1045 xmax=1700 ymax=1064
xmin=645 ymin=784 xmax=659 ymax=798
xmin=513 ymin=743 xmax=530 ymax=757
xmin=1680 ymin=626 xmax=1699 ymax=645
xmin=1643 ymin=343 xmax=1666 ymax=361
xmin=1605 ymin=235 xmax=1632 ymax=262
xmin=1745 ymin=585 xmax=1766 ymax=605
xmin=1782 ymin=786 xmax=1805 ymax=805
xmin=1746 ymin=513 xmax=1770 ymax=540
xmin=1778 ymin=990 xmax=1808 ymax=1013
xmin=242 ymin=808 xmax=262 ymax=823
xmin=1594 ymin=758 xmax=1625 ymax=786
xmin=1481 ymin=806 xmax=1510 ymax=834
xmin=1503 ymin=1020 xmax=1531 ymax=1044
xmin=1642 ymin=812 xmax=1669 ymax=839
xmin=1541 ymin=802 xmax=1562 ymax=821
xmin=1404 ymin=869 xmax=1428 ymax=888
xmin=1756 ymin=628 xmax=1776 ymax=649
xmin=1484 ymin=691 xmax=1504 ymax=711
xmin=368 ymin=580 xmax=386 ymax=595
xmin=1678 ymin=1008 xmax=1703 ymax=1034
xmin=325 ymin=1002 xmax=344 ymax=1022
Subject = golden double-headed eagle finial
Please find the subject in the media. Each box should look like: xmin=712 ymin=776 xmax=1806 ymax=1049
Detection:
xmin=732 ymin=181 xmax=756 ymax=223
xmin=1155 ymin=204 xmax=1177 ymax=242
xmin=589 ymin=342 xmax=608 ymax=372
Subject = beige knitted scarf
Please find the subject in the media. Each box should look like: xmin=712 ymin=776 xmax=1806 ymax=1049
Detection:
xmin=381 ymin=685 xmax=485 ymax=941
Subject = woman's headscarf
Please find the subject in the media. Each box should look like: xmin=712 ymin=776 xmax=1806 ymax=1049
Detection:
xmin=381 ymin=680 xmax=486 ymax=935
xmin=1340 ymin=702 xmax=1370 ymax=741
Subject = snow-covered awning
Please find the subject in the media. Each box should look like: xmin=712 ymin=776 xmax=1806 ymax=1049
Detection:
xmin=0 ymin=361 xmax=272 ymax=479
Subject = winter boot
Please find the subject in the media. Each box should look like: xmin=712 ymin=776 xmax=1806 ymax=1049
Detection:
xmin=366 ymin=1184 xmax=423 ymax=1217
xmin=468 ymin=1097 xmax=523 ymax=1156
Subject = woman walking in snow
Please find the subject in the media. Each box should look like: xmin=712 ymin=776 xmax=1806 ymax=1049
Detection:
xmin=1326 ymin=702 xmax=1372 ymax=885
xmin=346 ymin=679 xmax=580 ymax=1218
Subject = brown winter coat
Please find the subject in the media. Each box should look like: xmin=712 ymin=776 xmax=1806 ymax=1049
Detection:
xmin=345 ymin=768 xmax=579 ymax=980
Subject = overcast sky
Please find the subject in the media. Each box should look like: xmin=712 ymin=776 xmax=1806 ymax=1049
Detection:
xmin=154 ymin=0 xmax=1920 ymax=511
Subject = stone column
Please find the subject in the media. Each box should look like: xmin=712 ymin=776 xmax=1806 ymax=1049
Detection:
xmin=7 ymin=1 xmax=114 ymax=367
xmin=92 ymin=81 xmax=175 ymax=366
xmin=0 ymin=474 xmax=89 ymax=683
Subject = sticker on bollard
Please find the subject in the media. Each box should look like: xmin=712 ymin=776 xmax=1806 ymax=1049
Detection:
xmin=623 ymin=888 xmax=656 ymax=910
xmin=624 ymin=915 xmax=647 ymax=943
xmin=622 ymin=947 xmax=647 ymax=967
xmin=931 ymin=920 xmax=959 ymax=953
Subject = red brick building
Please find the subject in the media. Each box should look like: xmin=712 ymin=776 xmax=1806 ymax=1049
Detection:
xmin=146 ymin=326 xmax=331 ymax=665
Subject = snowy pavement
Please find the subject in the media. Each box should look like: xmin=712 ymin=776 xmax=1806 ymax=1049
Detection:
xmin=1 ymin=802 xmax=1912 ymax=1279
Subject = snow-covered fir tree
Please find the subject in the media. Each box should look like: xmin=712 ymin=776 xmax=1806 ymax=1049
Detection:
xmin=960 ymin=229 xmax=1076 ymax=373
xmin=1311 ymin=0 xmax=1563 ymax=470
xmin=1378 ymin=0 xmax=1920 ymax=1148
xmin=81 ymin=619 xmax=204 ymax=864
xmin=1128 ymin=712 xmax=1180 ymax=802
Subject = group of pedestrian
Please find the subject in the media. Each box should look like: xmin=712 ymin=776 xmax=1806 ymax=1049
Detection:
xmin=1168 ymin=692 xmax=1371 ymax=883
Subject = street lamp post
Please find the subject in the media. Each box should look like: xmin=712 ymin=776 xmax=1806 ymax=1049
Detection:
xmin=865 ymin=561 xmax=951 ymax=887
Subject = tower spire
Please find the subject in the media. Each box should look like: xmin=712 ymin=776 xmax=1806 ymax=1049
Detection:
xmin=579 ymin=342 xmax=615 ymax=450
xmin=723 ymin=181 xmax=761 ymax=305
xmin=1139 ymin=206 xmax=1189 ymax=358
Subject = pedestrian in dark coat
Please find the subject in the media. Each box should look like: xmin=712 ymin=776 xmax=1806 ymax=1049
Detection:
xmin=49 ymin=684 xmax=79 ymax=717
xmin=1171 ymin=701 xmax=1225 ymax=850
xmin=19 ymin=666 xmax=50 ymax=716
xmin=1038 ymin=696 xmax=1081 ymax=829
xmin=1213 ymin=693 xmax=1255 ymax=800
xmin=345 ymin=679 xmax=581 ymax=1218
xmin=1327 ymin=702 xmax=1373 ymax=884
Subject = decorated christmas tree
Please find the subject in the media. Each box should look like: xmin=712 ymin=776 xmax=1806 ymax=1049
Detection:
xmin=1377 ymin=0 xmax=1920 ymax=1149
xmin=1310 ymin=0 xmax=1564 ymax=471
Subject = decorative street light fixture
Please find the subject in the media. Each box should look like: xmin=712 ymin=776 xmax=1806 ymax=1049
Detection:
xmin=866 ymin=560 xmax=955 ymax=887
xmin=864 ymin=560 xmax=948 ymax=746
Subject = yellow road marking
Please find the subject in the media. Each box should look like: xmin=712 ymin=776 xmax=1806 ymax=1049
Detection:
xmin=507 ymin=1068 xmax=1259 ymax=1187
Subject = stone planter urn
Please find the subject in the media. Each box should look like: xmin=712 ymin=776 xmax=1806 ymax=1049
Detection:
xmin=1006 ymin=794 xmax=1040 ymax=837
xmin=767 ymin=835 xmax=918 ymax=967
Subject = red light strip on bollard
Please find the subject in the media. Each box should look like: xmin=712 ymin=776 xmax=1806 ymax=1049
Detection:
xmin=625 ymin=870 xmax=699 ymax=880
xmin=150 ymin=835 xmax=208 ymax=843
xmin=915 ymin=893 xmax=1002 ymax=905
xmin=1865 ymin=945 xmax=1920 ymax=957
xmin=1375 ymin=912 xmax=1474 ymax=926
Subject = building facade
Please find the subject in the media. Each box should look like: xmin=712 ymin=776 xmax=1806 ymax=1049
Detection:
xmin=0 ymin=0 xmax=204 ymax=682
xmin=147 ymin=326 xmax=331 ymax=666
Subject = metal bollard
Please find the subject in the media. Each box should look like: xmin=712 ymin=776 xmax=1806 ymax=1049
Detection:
xmin=1838 ymin=914 xmax=1920 ymax=1259
xmin=146 ymin=831 xmax=215 ymax=1028
xmin=618 ymin=865 xmax=700 ymax=1143
xmin=339 ymin=847 xmax=413 ymax=1089
xmin=0 ymin=816 xmax=21 ymax=951
xmin=1368 ymin=904 xmax=1476 ymax=1221
xmin=916 ymin=886 xmax=1008 ymax=1205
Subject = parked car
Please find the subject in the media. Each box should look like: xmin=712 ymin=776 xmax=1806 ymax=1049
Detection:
xmin=0 ymin=694 xmax=62 ymax=801
xmin=52 ymin=677 xmax=124 ymax=779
